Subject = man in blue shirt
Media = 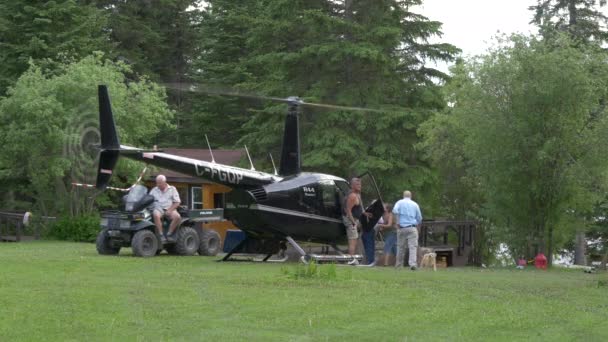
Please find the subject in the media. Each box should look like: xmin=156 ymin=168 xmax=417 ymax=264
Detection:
xmin=392 ymin=190 xmax=422 ymax=270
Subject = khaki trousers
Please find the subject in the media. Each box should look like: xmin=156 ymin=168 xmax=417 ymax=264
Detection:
xmin=396 ymin=227 xmax=418 ymax=267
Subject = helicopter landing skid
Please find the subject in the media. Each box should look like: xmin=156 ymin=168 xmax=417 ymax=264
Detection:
xmin=220 ymin=253 xmax=289 ymax=263
xmin=284 ymin=237 xmax=363 ymax=265
xmin=220 ymin=236 xmax=288 ymax=262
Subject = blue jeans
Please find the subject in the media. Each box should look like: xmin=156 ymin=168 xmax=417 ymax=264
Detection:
xmin=361 ymin=229 xmax=375 ymax=265
xmin=383 ymin=230 xmax=397 ymax=255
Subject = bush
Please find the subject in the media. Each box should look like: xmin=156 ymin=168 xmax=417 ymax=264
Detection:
xmin=280 ymin=261 xmax=341 ymax=281
xmin=48 ymin=214 xmax=99 ymax=242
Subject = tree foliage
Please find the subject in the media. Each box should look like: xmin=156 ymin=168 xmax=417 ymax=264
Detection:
xmin=180 ymin=0 xmax=262 ymax=148
xmin=87 ymin=0 xmax=202 ymax=84
xmin=84 ymin=0 xmax=204 ymax=146
xmin=0 ymin=0 xmax=108 ymax=95
xmin=530 ymin=0 xmax=608 ymax=44
xmin=195 ymin=0 xmax=459 ymax=206
xmin=0 ymin=54 xmax=173 ymax=216
xmin=530 ymin=1 xmax=608 ymax=263
xmin=420 ymin=34 xmax=608 ymax=264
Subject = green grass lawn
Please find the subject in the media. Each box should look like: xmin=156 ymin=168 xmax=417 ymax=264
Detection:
xmin=0 ymin=241 xmax=606 ymax=341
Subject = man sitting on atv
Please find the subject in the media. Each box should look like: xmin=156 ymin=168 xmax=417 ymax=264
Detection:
xmin=150 ymin=174 xmax=182 ymax=243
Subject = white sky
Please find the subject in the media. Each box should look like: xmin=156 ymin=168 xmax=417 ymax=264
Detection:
xmin=416 ymin=0 xmax=539 ymax=72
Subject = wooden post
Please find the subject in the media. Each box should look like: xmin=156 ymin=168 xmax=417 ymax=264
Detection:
xmin=34 ymin=218 xmax=40 ymax=240
xmin=458 ymin=226 xmax=463 ymax=256
xmin=16 ymin=219 xmax=22 ymax=242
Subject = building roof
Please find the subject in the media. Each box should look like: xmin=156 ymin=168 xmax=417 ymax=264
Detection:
xmin=148 ymin=148 xmax=245 ymax=184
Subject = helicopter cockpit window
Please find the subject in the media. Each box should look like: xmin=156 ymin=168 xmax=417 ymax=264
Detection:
xmin=335 ymin=180 xmax=350 ymax=196
xmin=319 ymin=180 xmax=342 ymax=218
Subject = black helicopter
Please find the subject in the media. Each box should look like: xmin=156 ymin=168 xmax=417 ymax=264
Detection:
xmin=95 ymin=85 xmax=385 ymax=263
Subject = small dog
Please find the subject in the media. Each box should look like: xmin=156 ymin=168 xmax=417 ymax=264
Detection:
xmin=420 ymin=252 xmax=437 ymax=271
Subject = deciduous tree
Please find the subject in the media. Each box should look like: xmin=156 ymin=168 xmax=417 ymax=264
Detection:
xmin=422 ymin=35 xmax=608 ymax=264
xmin=0 ymin=54 xmax=173 ymax=216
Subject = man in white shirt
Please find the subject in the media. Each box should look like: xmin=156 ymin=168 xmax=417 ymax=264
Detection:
xmin=149 ymin=174 xmax=181 ymax=242
xmin=392 ymin=190 xmax=422 ymax=270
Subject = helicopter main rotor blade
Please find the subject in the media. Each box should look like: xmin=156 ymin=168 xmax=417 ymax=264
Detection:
xmin=163 ymin=83 xmax=387 ymax=113
xmin=297 ymin=101 xmax=384 ymax=113
xmin=163 ymin=83 xmax=287 ymax=103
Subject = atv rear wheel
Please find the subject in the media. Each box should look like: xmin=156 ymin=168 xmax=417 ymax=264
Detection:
xmin=198 ymin=229 xmax=221 ymax=256
xmin=131 ymin=230 xmax=159 ymax=257
xmin=175 ymin=227 xmax=199 ymax=256
xmin=96 ymin=228 xmax=120 ymax=255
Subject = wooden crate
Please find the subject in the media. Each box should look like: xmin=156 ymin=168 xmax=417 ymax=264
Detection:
xmin=436 ymin=257 xmax=448 ymax=268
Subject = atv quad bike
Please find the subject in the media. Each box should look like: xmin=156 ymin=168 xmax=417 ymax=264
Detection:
xmin=96 ymin=184 xmax=222 ymax=257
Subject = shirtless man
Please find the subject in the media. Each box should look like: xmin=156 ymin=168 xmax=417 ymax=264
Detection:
xmin=342 ymin=178 xmax=371 ymax=256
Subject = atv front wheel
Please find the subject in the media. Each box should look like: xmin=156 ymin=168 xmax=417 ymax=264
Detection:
xmin=131 ymin=230 xmax=159 ymax=257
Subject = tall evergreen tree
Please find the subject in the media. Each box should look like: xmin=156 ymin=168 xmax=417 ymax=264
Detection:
xmin=87 ymin=0 xmax=201 ymax=83
xmin=194 ymin=0 xmax=458 ymax=205
xmin=86 ymin=0 xmax=203 ymax=146
xmin=0 ymin=0 xmax=108 ymax=94
xmin=183 ymin=0 xmax=263 ymax=148
xmin=530 ymin=0 xmax=608 ymax=44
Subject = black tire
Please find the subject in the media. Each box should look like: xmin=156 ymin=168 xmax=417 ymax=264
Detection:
xmin=96 ymin=229 xmax=120 ymax=255
xmin=198 ymin=229 xmax=221 ymax=256
xmin=175 ymin=227 xmax=200 ymax=256
xmin=131 ymin=230 xmax=159 ymax=257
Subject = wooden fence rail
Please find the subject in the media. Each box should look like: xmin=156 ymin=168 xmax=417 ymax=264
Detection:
xmin=0 ymin=211 xmax=56 ymax=242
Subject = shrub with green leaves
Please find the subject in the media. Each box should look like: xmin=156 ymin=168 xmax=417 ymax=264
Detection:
xmin=48 ymin=214 xmax=100 ymax=243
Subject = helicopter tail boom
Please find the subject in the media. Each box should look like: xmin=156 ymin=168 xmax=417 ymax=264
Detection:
xmin=95 ymin=85 xmax=278 ymax=190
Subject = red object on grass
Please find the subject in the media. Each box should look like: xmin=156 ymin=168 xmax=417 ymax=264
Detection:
xmin=534 ymin=253 xmax=547 ymax=269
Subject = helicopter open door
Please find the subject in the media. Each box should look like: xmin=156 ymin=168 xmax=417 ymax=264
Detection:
xmin=357 ymin=172 xmax=385 ymax=232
